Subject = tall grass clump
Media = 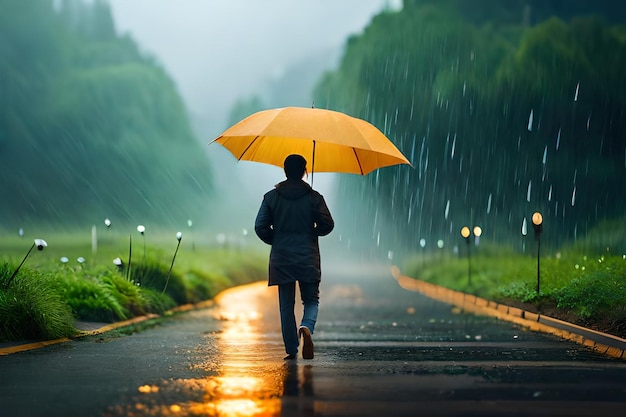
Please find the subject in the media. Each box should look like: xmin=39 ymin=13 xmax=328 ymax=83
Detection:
xmin=129 ymin=257 xmax=187 ymax=305
xmin=53 ymin=270 xmax=128 ymax=323
xmin=0 ymin=262 xmax=76 ymax=342
xmin=0 ymin=232 xmax=269 ymax=342
xmin=51 ymin=264 xmax=178 ymax=322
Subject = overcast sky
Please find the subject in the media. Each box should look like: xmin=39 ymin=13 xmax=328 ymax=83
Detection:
xmin=106 ymin=0 xmax=395 ymax=233
xmin=108 ymin=0 xmax=392 ymax=134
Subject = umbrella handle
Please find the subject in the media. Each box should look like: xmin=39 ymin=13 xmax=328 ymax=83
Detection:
xmin=311 ymin=140 xmax=315 ymax=188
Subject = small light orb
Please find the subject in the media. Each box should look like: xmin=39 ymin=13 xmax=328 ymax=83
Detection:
xmin=34 ymin=239 xmax=48 ymax=250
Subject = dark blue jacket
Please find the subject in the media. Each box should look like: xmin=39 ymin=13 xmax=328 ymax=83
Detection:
xmin=255 ymin=179 xmax=334 ymax=286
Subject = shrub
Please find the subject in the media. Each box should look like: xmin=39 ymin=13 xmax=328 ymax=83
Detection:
xmin=55 ymin=272 xmax=128 ymax=323
xmin=0 ymin=263 xmax=76 ymax=342
xmin=128 ymin=258 xmax=187 ymax=305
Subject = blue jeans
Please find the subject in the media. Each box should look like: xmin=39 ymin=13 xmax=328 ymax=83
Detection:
xmin=278 ymin=280 xmax=320 ymax=355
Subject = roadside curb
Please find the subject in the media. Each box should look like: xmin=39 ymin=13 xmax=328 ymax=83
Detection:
xmin=390 ymin=266 xmax=626 ymax=360
xmin=0 ymin=300 xmax=216 ymax=356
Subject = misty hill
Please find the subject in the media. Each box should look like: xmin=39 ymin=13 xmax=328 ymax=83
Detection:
xmin=313 ymin=0 xmax=626 ymax=253
xmin=405 ymin=0 xmax=626 ymax=25
xmin=0 ymin=0 xmax=213 ymax=232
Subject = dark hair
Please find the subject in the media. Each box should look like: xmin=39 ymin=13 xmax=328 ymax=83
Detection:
xmin=284 ymin=154 xmax=307 ymax=179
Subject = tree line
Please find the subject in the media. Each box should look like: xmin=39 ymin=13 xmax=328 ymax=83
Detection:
xmin=313 ymin=0 xmax=626 ymax=253
xmin=0 ymin=0 xmax=213 ymax=231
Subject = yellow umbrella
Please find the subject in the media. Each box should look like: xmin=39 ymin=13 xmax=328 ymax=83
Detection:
xmin=210 ymin=107 xmax=411 ymax=183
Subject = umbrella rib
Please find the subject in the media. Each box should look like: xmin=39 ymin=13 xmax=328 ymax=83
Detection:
xmin=352 ymin=148 xmax=364 ymax=175
xmin=237 ymin=136 xmax=260 ymax=160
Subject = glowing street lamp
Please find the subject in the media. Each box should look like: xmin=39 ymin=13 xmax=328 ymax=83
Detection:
xmin=137 ymin=225 xmax=146 ymax=262
xmin=461 ymin=226 xmax=482 ymax=286
xmin=187 ymin=219 xmax=195 ymax=251
xmin=163 ymin=232 xmax=183 ymax=294
xmin=460 ymin=226 xmax=472 ymax=285
xmin=113 ymin=257 xmax=124 ymax=273
xmin=5 ymin=239 xmax=47 ymax=287
xmin=473 ymin=226 xmax=483 ymax=243
xmin=136 ymin=225 xmax=147 ymax=286
xmin=532 ymin=212 xmax=543 ymax=293
xmin=437 ymin=239 xmax=444 ymax=260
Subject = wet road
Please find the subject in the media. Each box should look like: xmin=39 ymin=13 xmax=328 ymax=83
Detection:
xmin=1 ymin=261 xmax=626 ymax=416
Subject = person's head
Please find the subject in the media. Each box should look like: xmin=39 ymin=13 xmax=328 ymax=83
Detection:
xmin=283 ymin=154 xmax=307 ymax=180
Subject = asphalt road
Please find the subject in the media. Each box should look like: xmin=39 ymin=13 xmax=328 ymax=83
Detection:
xmin=1 ymin=260 xmax=626 ymax=417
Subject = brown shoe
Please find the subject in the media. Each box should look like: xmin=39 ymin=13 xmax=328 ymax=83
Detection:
xmin=299 ymin=326 xmax=314 ymax=359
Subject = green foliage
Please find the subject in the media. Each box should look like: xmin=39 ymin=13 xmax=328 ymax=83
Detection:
xmin=552 ymin=256 xmax=626 ymax=320
xmin=315 ymin=2 xmax=626 ymax=255
xmin=129 ymin=258 xmax=187 ymax=305
xmin=498 ymin=281 xmax=541 ymax=303
xmin=0 ymin=234 xmax=268 ymax=343
xmin=0 ymin=263 xmax=76 ymax=342
xmin=0 ymin=0 xmax=213 ymax=228
xmin=403 ymin=218 xmax=626 ymax=336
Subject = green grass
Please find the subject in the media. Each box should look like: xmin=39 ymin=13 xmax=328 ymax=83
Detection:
xmin=0 ymin=231 xmax=268 ymax=343
xmin=0 ymin=263 xmax=76 ymax=342
xmin=403 ymin=241 xmax=626 ymax=338
xmin=4 ymin=219 xmax=626 ymax=343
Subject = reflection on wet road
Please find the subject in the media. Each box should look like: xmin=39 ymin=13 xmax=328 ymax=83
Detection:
xmin=101 ymin=261 xmax=626 ymax=416
xmin=104 ymin=281 xmax=290 ymax=416
xmin=4 ymin=261 xmax=626 ymax=416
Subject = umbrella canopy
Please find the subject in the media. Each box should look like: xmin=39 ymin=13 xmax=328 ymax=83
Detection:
xmin=211 ymin=107 xmax=411 ymax=177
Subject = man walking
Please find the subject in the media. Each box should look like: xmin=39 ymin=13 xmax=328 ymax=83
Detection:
xmin=255 ymin=154 xmax=334 ymax=359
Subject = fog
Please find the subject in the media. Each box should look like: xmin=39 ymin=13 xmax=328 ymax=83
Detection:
xmin=108 ymin=0 xmax=394 ymax=237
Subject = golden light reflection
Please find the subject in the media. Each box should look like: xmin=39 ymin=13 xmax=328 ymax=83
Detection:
xmin=138 ymin=385 xmax=159 ymax=394
xmin=104 ymin=281 xmax=295 ymax=417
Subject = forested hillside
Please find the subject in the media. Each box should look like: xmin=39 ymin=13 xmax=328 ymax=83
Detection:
xmin=314 ymin=0 xmax=626 ymax=254
xmin=0 ymin=0 xmax=213 ymax=231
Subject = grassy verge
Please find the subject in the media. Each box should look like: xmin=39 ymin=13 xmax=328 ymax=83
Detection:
xmin=402 ymin=242 xmax=626 ymax=339
xmin=0 ymin=232 xmax=268 ymax=343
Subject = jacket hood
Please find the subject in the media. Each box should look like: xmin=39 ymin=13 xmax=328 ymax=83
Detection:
xmin=275 ymin=179 xmax=312 ymax=200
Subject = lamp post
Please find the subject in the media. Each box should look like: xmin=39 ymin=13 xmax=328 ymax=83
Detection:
xmin=532 ymin=212 xmax=543 ymax=294
xmin=163 ymin=232 xmax=183 ymax=294
xmin=473 ymin=226 xmax=483 ymax=244
xmin=461 ymin=226 xmax=482 ymax=286
xmin=5 ymin=239 xmax=47 ymax=288
xmin=460 ymin=226 xmax=472 ymax=285
xmin=137 ymin=225 xmax=146 ymax=262
xmin=136 ymin=225 xmax=146 ymax=287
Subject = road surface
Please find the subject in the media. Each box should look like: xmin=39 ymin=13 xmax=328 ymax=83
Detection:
xmin=1 ymin=260 xmax=625 ymax=416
